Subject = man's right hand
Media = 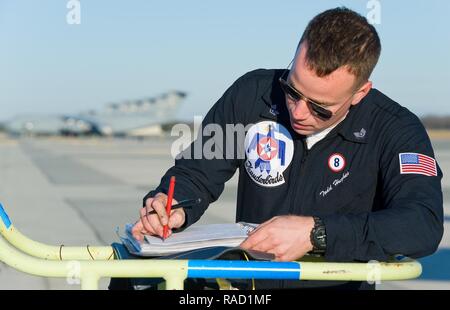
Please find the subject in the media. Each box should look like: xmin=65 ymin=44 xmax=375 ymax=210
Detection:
xmin=131 ymin=192 xmax=185 ymax=241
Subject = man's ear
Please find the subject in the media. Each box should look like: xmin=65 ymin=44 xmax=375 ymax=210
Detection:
xmin=350 ymin=81 xmax=372 ymax=106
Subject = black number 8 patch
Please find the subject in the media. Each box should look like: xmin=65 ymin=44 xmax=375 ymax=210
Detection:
xmin=328 ymin=153 xmax=346 ymax=172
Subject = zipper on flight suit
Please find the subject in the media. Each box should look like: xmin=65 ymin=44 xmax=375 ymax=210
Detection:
xmin=288 ymin=138 xmax=309 ymax=214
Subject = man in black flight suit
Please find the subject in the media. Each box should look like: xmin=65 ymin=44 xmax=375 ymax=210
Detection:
xmin=131 ymin=7 xmax=444 ymax=289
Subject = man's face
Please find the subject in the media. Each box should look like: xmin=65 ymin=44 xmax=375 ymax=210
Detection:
xmin=285 ymin=44 xmax=368 ymax=136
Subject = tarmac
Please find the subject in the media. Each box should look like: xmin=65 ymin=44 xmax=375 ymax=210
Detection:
xmin=0 ymin=134 xmax=449 ymax=289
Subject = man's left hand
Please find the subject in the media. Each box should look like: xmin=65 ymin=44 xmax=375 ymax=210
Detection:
xmin=240 ymin=215 xmax=315 ymax=261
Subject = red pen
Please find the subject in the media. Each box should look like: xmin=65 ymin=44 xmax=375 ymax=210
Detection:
xmin=163 ymin=176 xmax=176 ymax=240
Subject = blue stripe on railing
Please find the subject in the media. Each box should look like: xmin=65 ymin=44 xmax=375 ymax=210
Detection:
xmin=0 ymin=203 xmax=12 ymax=229
xmin=187 ymin=260 xmax=301 ymax=279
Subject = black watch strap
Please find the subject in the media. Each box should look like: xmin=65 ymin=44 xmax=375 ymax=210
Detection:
xmin=310 ymin=216 xmax=327 ymax=254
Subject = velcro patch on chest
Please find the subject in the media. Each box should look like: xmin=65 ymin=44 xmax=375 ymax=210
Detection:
xmin=244 ymin=121 xmax=294 ymax=187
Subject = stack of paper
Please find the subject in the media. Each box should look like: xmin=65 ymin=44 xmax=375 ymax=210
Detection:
xmin=122 ymin=222 xmax=258 ymax=256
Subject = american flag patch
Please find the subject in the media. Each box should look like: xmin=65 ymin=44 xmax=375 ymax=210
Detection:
xmin=399 ymin=152 xmax=437 ymax=176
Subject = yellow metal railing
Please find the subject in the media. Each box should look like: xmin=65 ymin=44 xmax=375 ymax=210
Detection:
xmin=0 ymin=203 xmax=422 ymax=289
xmin=1 ymin=224 xmax=114 ymax=261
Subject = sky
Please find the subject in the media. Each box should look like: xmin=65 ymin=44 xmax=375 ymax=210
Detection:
xmin=0 ymin=0 xmax=449 ymax=122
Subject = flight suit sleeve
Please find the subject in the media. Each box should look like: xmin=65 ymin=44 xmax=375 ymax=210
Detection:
xmin=143 ymin=75 xmax=249 ymax=228
xmin=322 ymin=118 xmax=444 ymax=262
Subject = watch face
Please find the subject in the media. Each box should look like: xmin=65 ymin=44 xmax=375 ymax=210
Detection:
xmin=311 ymin=217 xmax=327 ymax=253
xmin=314 ymin=227 xmax=327 ymax=249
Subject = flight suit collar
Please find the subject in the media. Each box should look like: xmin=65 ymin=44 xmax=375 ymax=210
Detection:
xmin=334 ymin=89 xmax=375 ymax=144
xmin=260 ymin=72 xmax=286 ymax=121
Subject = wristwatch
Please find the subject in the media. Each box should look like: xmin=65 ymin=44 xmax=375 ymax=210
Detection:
xmin=310 ymin=216 xmax=327 ymax=254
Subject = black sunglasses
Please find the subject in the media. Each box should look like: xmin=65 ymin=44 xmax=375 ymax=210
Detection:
xmin=279 ymin=70 xmax=333 ymax=120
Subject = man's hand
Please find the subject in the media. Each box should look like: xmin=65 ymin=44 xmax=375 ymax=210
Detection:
xmin=240 ymin=215 xmax=315 ymax=261
xmin=131 ymin=193 xmax=185 ymax=241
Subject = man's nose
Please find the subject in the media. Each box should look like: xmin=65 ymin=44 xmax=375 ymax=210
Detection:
xmin=291 ymin=99 xmax=311 ymax=120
